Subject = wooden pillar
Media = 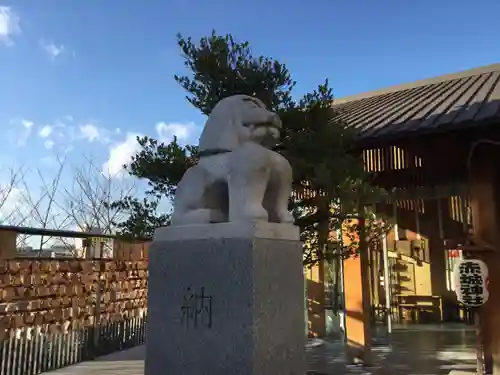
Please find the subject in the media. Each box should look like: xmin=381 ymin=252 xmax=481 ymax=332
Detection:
xmin=306 ymin=262 xmax=326 ymax=337
xmin=343 ymin=217 xmax=372 ymax=364
xmin=0 ymin=229 xmax=17 ymax=259
xmin=428 ymin=199 xmax=448 ymax=297
xmin=468 ymin=145 xmax=500 ymax=374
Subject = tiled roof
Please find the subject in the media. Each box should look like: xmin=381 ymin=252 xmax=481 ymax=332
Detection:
xmin=334 ymin=63 xmax=500 ymax=141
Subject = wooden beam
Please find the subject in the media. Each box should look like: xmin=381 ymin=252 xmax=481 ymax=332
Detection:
xmin=373 ymin=166 xmax=465 ymax=188
xmin=365 ymin=184 xmax=468 ymax=204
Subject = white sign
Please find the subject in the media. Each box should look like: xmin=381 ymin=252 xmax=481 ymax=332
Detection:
xmin=87 ymin=235 xmax=114 ymax=259
xmin=453 ymin=259 xmax=489 ymax=307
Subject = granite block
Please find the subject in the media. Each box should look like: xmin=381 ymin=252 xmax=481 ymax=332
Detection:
xmin=145 ymin=224 xmax=305 ymax=375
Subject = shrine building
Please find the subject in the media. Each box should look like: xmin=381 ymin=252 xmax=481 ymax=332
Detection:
xmin=304 ymin=63 xmax=500 ymax=370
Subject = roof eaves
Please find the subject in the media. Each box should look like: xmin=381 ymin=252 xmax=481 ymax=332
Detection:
xmin=334 ymin=63 xmax=500 ymax=105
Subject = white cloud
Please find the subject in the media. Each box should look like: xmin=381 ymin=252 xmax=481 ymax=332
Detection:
xmin=13 ymin=117 xmax=114 ymax=151
xmin=41 ymin=40 xmax=64 ymax=59
xmin=14 ymin=118 xmax=70 ymax=150
xmin=79 ymin=123 xmax=100 ymax=142
xmin=64 ymin=144 xmax=75 ymax=153
xmin=103 ymin=133 xmax=141 ymax=178
xmin=100 ymin=122 xmax=198 ymax=178
xmin=155 ymin=122 xmax=197 ymax=144
xmin=76 ymin=123 xmax=112 ymax=144
xmin=0 ymin=6 xmax=21 ymax=46
xmin=44 ymin=140 xmax=55 ymax=149
xmin=17 ymin=119 xmax=33 ymax=145
xmin=22 ymin=120 xmax=33 ymax=129
xmin=39 ymin=125 xmax=53 ymax=138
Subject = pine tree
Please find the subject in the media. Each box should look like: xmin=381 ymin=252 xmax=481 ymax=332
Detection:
xmin=111 ymin=31 xmax=389 ymax=267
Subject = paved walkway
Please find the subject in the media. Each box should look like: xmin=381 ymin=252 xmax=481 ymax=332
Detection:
xmin=41 ymin=326 xmax=477 ymax=375
xmin=307 ymin=328 xmax=477 ymax=374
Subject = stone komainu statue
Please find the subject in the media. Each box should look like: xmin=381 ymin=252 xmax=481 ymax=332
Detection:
xmin=171 ymin=95 xmax=294 ymax=225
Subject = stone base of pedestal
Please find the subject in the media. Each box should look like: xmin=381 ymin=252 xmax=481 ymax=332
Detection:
xmin=144 ymin=221 xmax=306 ymax=375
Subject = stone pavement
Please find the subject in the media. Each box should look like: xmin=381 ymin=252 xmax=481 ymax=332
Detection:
xmin=308 ymin=327 xmax=477 ymax=374
xmin=41 ymin=325 xmax=477 ymax=375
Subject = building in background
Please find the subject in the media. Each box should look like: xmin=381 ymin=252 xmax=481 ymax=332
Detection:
xmin=305 ymin=63 xmax=500 ymax=340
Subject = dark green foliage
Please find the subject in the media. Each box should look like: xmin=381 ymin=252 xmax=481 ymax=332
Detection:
xmin=107 ymin=197 xmax=170 ymax=240
xmin=279 ymin=83 xmax=389 ymax=265
xmin=105 ymin=136 xmax=197 ymax=239
xmin=111 ymin=31 xmax=390 ymax=264
xmin=128 ymin=136 xmax=199 ymax=198
xmin=174 ymin=31 xmax=295 ymax=114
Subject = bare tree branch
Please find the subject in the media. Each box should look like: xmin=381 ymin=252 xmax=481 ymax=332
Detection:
xmin=18 ymin=157 xmax=70 ymax=252
xmin=5 ymin=155 xmax=137 ymax=256
xmin=57 ymin=155 xmax=136 ymax=234
xmin=51 ymin=156 xmax=136 ymax=258
xmin=0 ymin=166 xmax=26 ymax=225
xmin=0 ymin=166 xmax=29 ymax=249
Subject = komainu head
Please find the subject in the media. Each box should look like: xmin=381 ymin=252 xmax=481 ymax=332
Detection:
xmin=198 ymin=95 xmax=282 ymax=152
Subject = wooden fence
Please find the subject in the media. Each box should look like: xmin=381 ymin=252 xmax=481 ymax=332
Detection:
xmin=0 ymin=258 xmax=148 ymax=375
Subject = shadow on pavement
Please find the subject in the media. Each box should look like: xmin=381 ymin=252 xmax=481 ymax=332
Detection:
xmin=307 ymin=329 xmax=476 ymax=374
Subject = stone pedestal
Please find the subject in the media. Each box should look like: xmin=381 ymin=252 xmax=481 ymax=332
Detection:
xmin=144 ymin=221 xmax=306 ymax=375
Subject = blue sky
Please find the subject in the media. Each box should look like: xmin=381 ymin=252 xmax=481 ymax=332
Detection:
xmin=1 ymin=0 xmax=500 ymax=229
